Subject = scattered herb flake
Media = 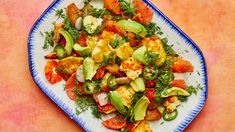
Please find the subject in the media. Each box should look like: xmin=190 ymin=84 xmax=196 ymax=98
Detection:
xmin=40 ymin=31 xmax=44 ymax=36
xmin=160 ymin=122 xmax=165 ymax=125
xmin=197 ymin=71 xmax=201 ymax=76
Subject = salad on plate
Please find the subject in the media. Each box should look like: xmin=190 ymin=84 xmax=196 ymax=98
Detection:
xmin=41 ymin=0 xmax=202 ymax=131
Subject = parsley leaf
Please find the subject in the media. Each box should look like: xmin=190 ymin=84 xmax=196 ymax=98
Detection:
xmin=187 ymin=84 xmax=203 ymax=95
xmin=144 ymin=50 xmax=159 ymax=65
xmin=64 ymin=18 xmax=79 ymax=42
xmin=75 ymin=95 xmax=95 ymax=114
xmin=160 ymin=57 xmax=173 ymax=71
xmin=145 ymin=23 xmax=163 ymax=37
xmin=91 ymin=8 xmax=110 ymax=18
xmin=110 ymin=35 xmax=126 ymax=49
xmin=158 ymin=70 xmax=174 ymax=86
xmin=161 ymin=38 xmax=177 ymax=56
xmin=178 ymin=96 xmax=188 ymax=102
xmin=42 ymin=30 xmax=54 ymax=50
xmin=91 ymin=106 xmax=102 ymax=119
xmin=55 ymin=9 xmax=66 ymax=20
xmin=100 ymin=51 xmax=116 ymax=66
xmin=131 ymin=92 xmax=145 ymax=105
xmin=119 ymin=0 xmax=136 ymax=17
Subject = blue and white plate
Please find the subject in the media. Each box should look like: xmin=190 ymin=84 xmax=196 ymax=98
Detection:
xmin=28 ymin=0 xmax=208 ymax=131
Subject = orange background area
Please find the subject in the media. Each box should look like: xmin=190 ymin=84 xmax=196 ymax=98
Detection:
xmin=0 ymin=0 xmax=235 ymax=131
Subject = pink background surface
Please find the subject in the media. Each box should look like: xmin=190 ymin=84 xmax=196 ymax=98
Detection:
xmin=0 ymin=0 xmax=235 ymax=131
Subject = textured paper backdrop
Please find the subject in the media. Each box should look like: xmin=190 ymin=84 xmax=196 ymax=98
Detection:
xmin=0 ymin=0 xmax=235 ymax=131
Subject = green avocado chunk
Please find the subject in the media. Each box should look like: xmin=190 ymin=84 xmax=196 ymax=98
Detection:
xmin=73 ymin=44 xmax=91 ymax=57
xmin=53 ymin=45 xmax=66 ymax=59
xmin=109 ymin=91 xmax=127 ymax=115
xmin=132 ymin=46 xmax=149 ymax=65
xmin=133 ymin=96 xmax=150 ymax=121
xmin=130 ymin=77 xmax=145 ymax=92
xmin=83 ymin=57 xmax=98 ymax=80
xmin=161 ymin=87 xmax=190 ymax=98
xmin=58 ymin=28 xmax=74 ymax=55
xmin=117 ymin=19 xmax=147 ymax=37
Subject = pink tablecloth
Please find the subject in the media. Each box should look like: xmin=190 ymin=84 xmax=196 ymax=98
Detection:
xmin=0 ymin=0 xmax=234 ymax=131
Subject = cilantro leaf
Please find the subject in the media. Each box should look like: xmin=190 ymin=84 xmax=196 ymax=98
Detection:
xmin=91 ymin=8 xmax=110 ymax=18
xmin=55 ymin=9 xmax=66 ymax=20
xmin=119 ymin=0 xmax=136 ymax=17
xmin=110 ymin=35 xmax=126 ymax=49
xmin=42 ymin=30 xmax=54 ymax=50
xmin=91 ymin=106 xmax=102 ymax=119
xmin=64 ymin=18 xmax=79 ymax=42
xmin=145 ymin=23 xmax=163 ymax=37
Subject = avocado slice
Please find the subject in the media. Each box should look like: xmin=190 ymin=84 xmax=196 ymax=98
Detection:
xmin=133 ymin=96 xmax=150 ymax=121
xmin=117 ymin=20 xmax=147 ymax=37
xmin=132 ymin=46 xmax=149 ymax=65
xmin=161 ymin=87 xmax=190 ymax=98
xmin=83 ymin=57 xmax=98 ymax=80
xmin=73 ymin=44 xmax=91 ymax=57
xmin=58 ymin=28 xmax=74 ymax=55
xmin=130 ymin=77 xmax=145 ymax=92
xmin=109 ymin=91 xmax=127 ymax=115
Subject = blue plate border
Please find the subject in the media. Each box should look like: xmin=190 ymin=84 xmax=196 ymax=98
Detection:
xmin=28 ymin=0 xmax=208 ymax=132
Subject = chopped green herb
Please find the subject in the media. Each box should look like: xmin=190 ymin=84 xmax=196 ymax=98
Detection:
xmin=55 ymin=9 xmax=66 ymax=19
xmin=64 ymin=18 xmax=79 ymax=41
xmin=178 ymin=95 xmax=188 ymax=102
xmin=186 ymin=84 xmax=202 ymax=95
xmin=74 ymin=79 xmax=82 ymax=96
xmin=131 ymin=92 xmax=145 ymax=105
xmin=160 ymin=57 xmax=173 ymax=71
xmin=145 ymin=23 xmax=163 ymax=37
xmin=110 ymin=35 xmax=126 ymax=49
xmin=100 ymin=51 xmax=116 ymax=66
xmin=154 ymin=93 xmax=164 ymax=105
xmin=161 ymin=38 xmax=177 ymax=56
xmin=184 ymin=50 xmax=189 ymax=53
xmin=197 ymin=71 xmax=201 ymax=76
xmin=40 ymin=31 xmax=44 ymax=36
xmin=91 ymin=106 xmax=102 ymax=119
xmin=160 ymin=122 xmax=165 ymax=125
xmin=42 ymin=30 xmax=54 ymax=50
xmin=119 ymin=0 xmax=136 ymax=17
xmin=161 ymin=37 xmax=168 ymax=45
xmin=111 ymin=16 xmax=123 ymax=21
xmin=158 ymin=70 xmax=174 ymax=86
xmin=75 ymin=108 xmax=82 ymax=115
xmin=144 ymin=50 xmax=159 ymax=65
xmin=75 ymin=95 xmax=96 ymax=115
xmin=91 ymin=8 xmax=110 ymax=18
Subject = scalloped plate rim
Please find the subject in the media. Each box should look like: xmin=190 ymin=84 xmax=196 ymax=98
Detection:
xmin=28 ymin=0 xmax=208 ymax=132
